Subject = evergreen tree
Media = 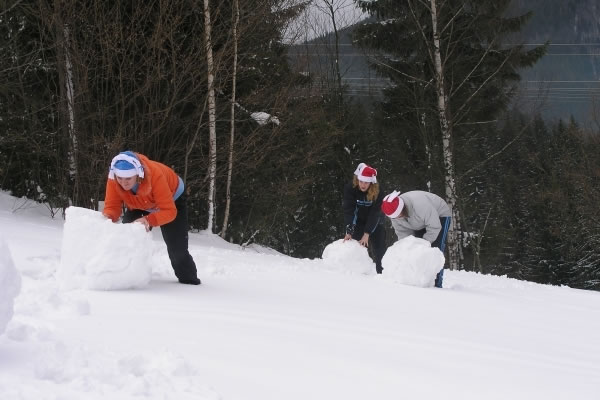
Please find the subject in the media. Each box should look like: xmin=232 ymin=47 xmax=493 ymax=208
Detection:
xmin=0 ymin=0 xmax=66 ymax=209
xmin=485 ymin=114 xmax=600 ymax=290
xmin=353 ymin=0 xmax=546 ymax=268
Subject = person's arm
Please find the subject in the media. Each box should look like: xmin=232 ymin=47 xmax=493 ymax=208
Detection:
xmin=102 ymin=179 xmax=123 ymax=222
xmin=391 ymin=219 xmax=412 ymax=241
xmin=358 ymin=232 xmax=370 ymax=247
xmin=422 ymin=205 xmax=441 ymax=243
xmin=342 ymin=184 xmax=357 ymax=236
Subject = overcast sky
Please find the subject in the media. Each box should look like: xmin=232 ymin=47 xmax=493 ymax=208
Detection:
xmin=284 ymin=0 xmax=367 ymax=44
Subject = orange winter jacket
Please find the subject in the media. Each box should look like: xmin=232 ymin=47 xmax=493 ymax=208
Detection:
xmin=103 ymin=153 xmax=180 ymax=227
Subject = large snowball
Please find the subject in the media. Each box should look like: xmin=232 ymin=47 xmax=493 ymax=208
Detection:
xmin=321 ymin=239 xmax=375 ymax=275
xmin=382 ymin=236 xmax=445 ymax=287
xmin=0 ymin=237 xmax=21 ymax=335
xmin=58 ymin=207 xmax=153 ymax=290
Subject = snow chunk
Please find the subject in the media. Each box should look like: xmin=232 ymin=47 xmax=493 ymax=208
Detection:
xmin=382 ymin=236 xmax=445 ymax=287
xmin=251 ymin=112 xmax=280 ymax=126
xmin=57 ymin=207 xmax=153 ymax=290
xmin=7 ymin=343 xmax=222 ymax=400
xmin=0 ymin=236 xmax=21 ymax=336
xmin=321 ymin=239 xmax=375 ymax=275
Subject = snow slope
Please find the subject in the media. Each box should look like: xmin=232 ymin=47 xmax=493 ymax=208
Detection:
xmin=1 ymin=191 xmax=599 ymax=400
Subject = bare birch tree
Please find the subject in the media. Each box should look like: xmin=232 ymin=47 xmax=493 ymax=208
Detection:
xmin=48 ymin=0 xmax=81 ymax=204
xmin=221 ymin=0 xmax=240 ymax=238
xmin=203 ymin=0 xmax=218 ymax=232
xmin=428 ymin=0 xmax=461 ymax=269
xmin=315 ymin=0 xmax=343 ymax=96
xmin=293 ymin=0 xmax=364 ymax=97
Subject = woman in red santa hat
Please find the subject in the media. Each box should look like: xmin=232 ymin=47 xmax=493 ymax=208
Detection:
xmin=342 ymin=162 xmax=387 ymax=274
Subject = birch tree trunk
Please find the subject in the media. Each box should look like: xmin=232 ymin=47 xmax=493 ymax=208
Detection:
xmin=52 ymin=0 xmax=79 ymax=205
xmin=429 ymin=0 xmax=461 ymax=270
xmin=203 ymin=0 xmax=217 ymax=232
xmin=184 ymin=97 xmax=208 ymax=185
xmin=63 ymin=26 xmax=77 ymax=177
xmin=221 ymin=0 xmax=240 ymax=239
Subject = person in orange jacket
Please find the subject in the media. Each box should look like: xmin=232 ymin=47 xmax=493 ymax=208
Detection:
xmin=103 ymin=151 xmax=201 ymax=285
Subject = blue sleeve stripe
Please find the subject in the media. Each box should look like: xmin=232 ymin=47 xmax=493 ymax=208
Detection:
xmin=173 ymin=176 xmax=185 ymax=201
xmin=439 ymin=217 xmax=451 ymax=252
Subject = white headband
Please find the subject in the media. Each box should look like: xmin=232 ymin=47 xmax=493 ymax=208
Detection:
xmin=108 ymin=153 xmax=145 ymax=179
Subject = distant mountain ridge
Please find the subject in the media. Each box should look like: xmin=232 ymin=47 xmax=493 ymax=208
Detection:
xmin=289 ymin=1 xmax=600 ymax=125
xmin=510 ymin=0 xmax=600 ymax=124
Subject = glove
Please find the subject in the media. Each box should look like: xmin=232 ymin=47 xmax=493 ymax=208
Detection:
xmin=345 ymin=224 xmax=355 ymax=235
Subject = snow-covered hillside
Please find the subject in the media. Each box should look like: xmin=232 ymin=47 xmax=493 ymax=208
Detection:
xmin=1 ymin=191 xmax=599 ymax=400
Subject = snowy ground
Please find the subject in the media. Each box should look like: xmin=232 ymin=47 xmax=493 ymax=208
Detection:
xmin=1 ymin=191 xmax=600 ymax=400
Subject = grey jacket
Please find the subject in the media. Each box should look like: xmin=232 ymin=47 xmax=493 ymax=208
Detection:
xmin=390 ymin=191 xmax=451 ymax=243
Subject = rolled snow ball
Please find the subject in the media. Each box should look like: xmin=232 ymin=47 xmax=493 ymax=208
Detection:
xmin=322 ymin=239 xmax=375 ymax=275
xmin=382 ymin=236 xmax=445 ymax=287
xmin=0 ymin=237 xmax=22 ymax=335
xmin=58 ymin=206 xmax=153 ymax=290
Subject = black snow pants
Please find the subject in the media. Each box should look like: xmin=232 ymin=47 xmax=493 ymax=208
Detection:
xmin=122 ymin=193 xmax=199 ymax=283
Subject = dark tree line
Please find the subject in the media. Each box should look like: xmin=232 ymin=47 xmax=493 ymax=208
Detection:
xmin=487 ymin=115 xmax=600 ymax=289
xmin=0 ymin=0 xmax=349 ymax=252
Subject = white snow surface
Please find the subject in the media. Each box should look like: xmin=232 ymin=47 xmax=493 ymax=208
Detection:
xmin=382 ymin=236 xmax=445 ymax=287
xmin=1 ymin=190 xmax=600 ymax=400
xmin=0 ymin=236 xmax=21 ymax=336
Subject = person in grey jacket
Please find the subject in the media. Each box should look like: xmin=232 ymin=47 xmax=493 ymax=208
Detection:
xmin=381 ymin=190 xmax=451 ymax=288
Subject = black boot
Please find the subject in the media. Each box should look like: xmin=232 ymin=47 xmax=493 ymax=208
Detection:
xmin=434 ymin=269 xmax=444 ymax=288
xmin=179 ymin=278 xmax=201 ymax=285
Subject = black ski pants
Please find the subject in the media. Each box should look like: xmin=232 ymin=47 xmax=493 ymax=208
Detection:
xmin=122 ymin=194 xmax=199 ymax=282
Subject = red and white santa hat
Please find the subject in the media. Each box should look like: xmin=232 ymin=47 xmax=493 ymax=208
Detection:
xmin=354 ymin=162 xmax=377 ymax=183
xmin=381 ymin=190 xmax=404 ymax=218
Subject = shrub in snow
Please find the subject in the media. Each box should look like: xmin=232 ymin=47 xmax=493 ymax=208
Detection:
xmin=58 ymin=207 xmax=153 ymax=290
xmin=0 ymin=237 xmax=21 ymax=335
xmin=321 ymin=239 xmax=375 ymax=275
xmin=382 ymin=236 xmax=445 ymax=287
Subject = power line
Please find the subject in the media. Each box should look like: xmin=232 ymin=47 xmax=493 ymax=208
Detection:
xmin=339 ymin=78 xmax=599 ymax=83
xmin=521 ymin=43 xmax=600 ymax=46
xmin=294 ymin=43 xmax=600 ymax=47
xmin=524 ymin=80 xmax=600 ymax=83
xmin=289 ymin=52 xmax=600 ymax=57
xmin=522 ymin=88 xmax=600 ymax=91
